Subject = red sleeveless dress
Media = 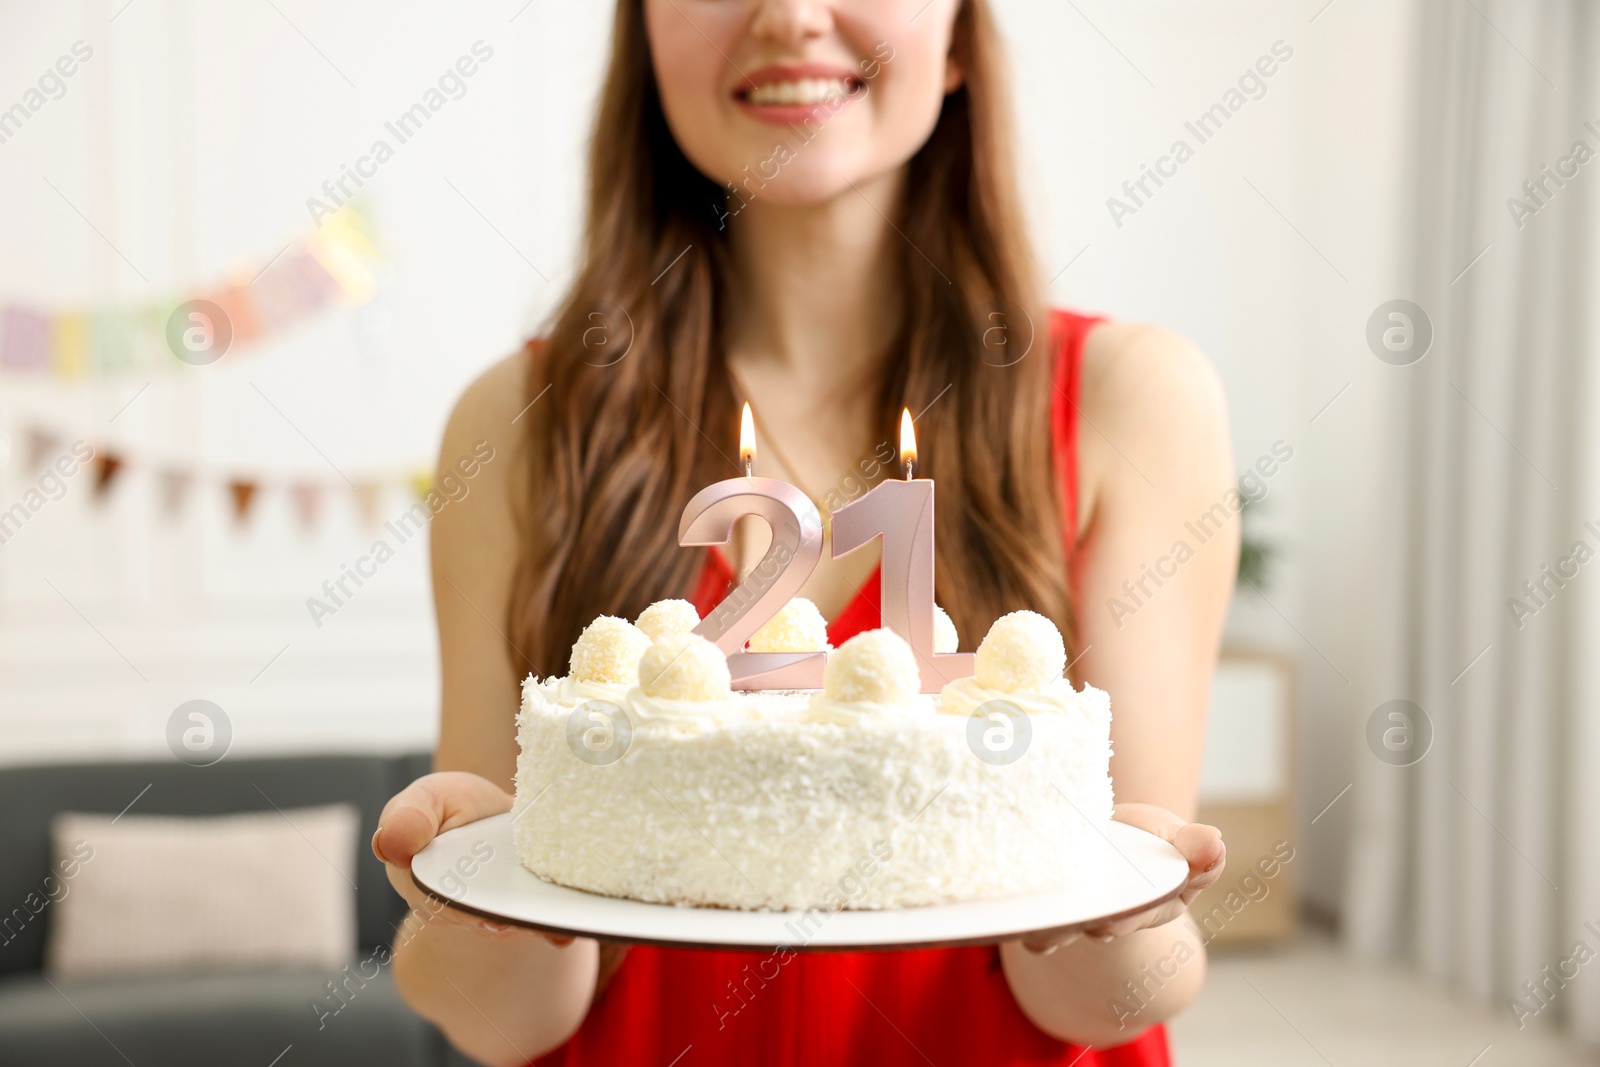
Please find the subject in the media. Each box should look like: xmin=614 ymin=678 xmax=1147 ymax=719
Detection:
xmin=531 ymin=310 xmax=1172 ymax=1067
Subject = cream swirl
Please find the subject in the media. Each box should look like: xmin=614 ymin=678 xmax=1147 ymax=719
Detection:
xmin=936 ymin=676 xmax=1081 ymax=717
xmin=537 ymin=675 xmax=632 ymax=708
xmin=802 ymin=693 xmax=935 ymax=726
xmin=618 ymin=687 xmax=767 ymax=728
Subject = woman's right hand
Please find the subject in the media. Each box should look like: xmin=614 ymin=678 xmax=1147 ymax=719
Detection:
xmin=373 ymin=771 xmax=574 ymax=947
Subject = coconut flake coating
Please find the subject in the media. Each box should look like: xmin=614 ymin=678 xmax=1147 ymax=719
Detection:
xmin=513 ymin=675 xmax=1114 ymax=910
xmin=638 ymin=633 xmax=731 ymax=701
xmin=975 ymin=610 xmax=1067 ymax=692
xmin=823 ymin=629 xmax=921 ymax=704
xmin=569 ymin=616 xmax=651 ymax=685
xmin=747 ymin=597 xmax=829 ymax=653
xmin=635 ymin=599 xmax=701 ymax=642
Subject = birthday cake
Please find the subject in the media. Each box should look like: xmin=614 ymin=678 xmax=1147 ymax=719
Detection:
xmin=512 ymin=600 xmax=1114 ymax=911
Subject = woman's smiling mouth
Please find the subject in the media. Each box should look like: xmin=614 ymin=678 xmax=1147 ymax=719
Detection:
xmin=735 ymin=64 xmax=866 ymax=122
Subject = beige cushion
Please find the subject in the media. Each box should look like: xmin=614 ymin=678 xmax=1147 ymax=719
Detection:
xmin=45 ymin=805 xmax=359 ymax=977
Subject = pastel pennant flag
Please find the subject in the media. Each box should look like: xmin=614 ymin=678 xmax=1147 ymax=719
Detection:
xmin=227 ymin=479 xmax=260 ymax=525
xmin=0 ymin=306 xmax=51 ymax=370
xmin=212 ymin=281 xmax=261 ymax=349
xmin=409 ymin=468 xmax=433 ymax=502
xmin=134 ymin=303 xmax=175 ymax=370
xmin=251 ymin=248 xmax=339 ymax=331
xmin=158 ymin=469 xmax=192 ymax=518
xmin=52 ymin=314 xmax=87 ymax=379
xmin=290 ymin=482 xmax=323 ymax=532
xmin=24 ymin=427 xmax=60 ymax=470
xmin=309 ymin=207 xmax=381 ymax=306
xmin=89 ymin=313 xmax=135 ymax=373
xmin=353 ymin=480 xmax=385 ymax=529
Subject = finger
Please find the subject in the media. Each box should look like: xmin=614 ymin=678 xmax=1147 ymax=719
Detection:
xmin=376 ymin=772 xmax=512 ymax=867
xmin=1174 ymin=822 xmax=1226 ymax=875
xmin=1083 ymin=901 xmax=1183 ymax=941
xmin=385 ymin=863 xmax=493 ymax=927
xmin=1019 ymin=924 xmax=1084 ymax=954
xmin=383 ymin=864 xmax=570 ymax=945
xmin=1113 ymin=804 xmax=1226 ymax=888
xmin=1173 ymin=825 xmax=1226 ymax=905
xmin=1111 ymin=802 xmax=1189 ymax=841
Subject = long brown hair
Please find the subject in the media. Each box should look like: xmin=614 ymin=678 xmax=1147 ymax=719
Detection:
xmin=509 ymin=0 xmax=1070 ymax=675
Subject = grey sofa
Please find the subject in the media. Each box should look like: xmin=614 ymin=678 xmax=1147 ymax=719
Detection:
xmin=0 ymin=752 xmax=472 ymax=1067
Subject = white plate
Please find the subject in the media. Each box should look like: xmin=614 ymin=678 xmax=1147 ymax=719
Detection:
xmin=411 ymin=813 xmax=1189 ymax=951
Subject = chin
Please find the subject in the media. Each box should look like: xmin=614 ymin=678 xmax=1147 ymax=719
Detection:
xmin=712 ymin=151 xmax=892 ymax=214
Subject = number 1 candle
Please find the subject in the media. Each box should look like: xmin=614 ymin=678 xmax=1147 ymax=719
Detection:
xmin=830 ymin=409 xmax=976 ymax=692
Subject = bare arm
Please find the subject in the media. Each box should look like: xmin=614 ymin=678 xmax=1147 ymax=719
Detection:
xmin=1000 ymin=322 xmax=1237 ymax=1046
xmin=381 ymin=352 xmax=600 ymax=1067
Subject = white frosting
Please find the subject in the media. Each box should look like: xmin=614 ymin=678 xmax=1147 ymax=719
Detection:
xmin=936 ymin=676 xmax=1111 ymax=724
xmin=619 ymin=687 xmax=768 ymax=728
xmin=802 ymin=692 xmax=936 ymax=726
xmin=514 ymin=666 xmax=1115 ymax=910
xmin=537 ymin=675 xmax=632 ymax=707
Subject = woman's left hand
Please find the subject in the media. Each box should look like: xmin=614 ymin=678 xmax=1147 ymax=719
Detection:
xmin=1020 ymin=803 xmax=1225 ymax=954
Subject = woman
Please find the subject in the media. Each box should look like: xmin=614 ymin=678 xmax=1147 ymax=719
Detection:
xmin=375 ymin=1 xmax=1234 ymax=1063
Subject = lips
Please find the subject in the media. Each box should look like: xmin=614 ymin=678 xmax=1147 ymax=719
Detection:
xmin=733 ymin=63 xmax=866 ymax=123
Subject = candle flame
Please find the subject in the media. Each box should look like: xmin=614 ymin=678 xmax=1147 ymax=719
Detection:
xmin=900 ymin=408 xmax=917 ymax=479
xmin=739 ymin=402 xmax=756 ymax=475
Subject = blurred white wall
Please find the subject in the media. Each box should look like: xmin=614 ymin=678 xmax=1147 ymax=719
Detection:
xmin=0 ymin=0 xmax=1420 ymax=920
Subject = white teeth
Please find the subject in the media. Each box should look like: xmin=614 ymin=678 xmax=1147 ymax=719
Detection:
xmin=746 ymin=78 xmax=852 ymax=107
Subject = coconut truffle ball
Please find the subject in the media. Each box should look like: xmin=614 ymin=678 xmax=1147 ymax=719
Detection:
xmin=933 ymin=605 xmax=959 ymax=655
xmin=748 ymin=597 xmax=829 ymax=653
xmin=975 ymin=609 xmax=1066 ymax=692
xmin=638 ymin=633 xmax=732 ymax=701
xmin=569 ymin=616 xmax=651 ymax=685
xmin=635 ymin=599 xmax=701 ymax=642
xmin=823 ymin=629 xmax=921 ymax=704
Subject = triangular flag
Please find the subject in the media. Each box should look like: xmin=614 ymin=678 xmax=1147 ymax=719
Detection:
xmin=227 ymin=479 xmax=260 ymax=524
xmin=52 ymin=314 xmax=87 ymax=378
xmin=290 ymin=482 xmax=323 ymax=532
xmin=354 ymin=480 xmax=385 ymax=529
xmin=214 ymin=281 xmax=261 ymax=348
xmin=409 ymin=468 xmax=433 ymax=502
xmin=0 ymin=306 xmax=52 ymax=370
xmin=90 ymin=313 xmax=135 ymax=374
xmin=25 ymin=427 xmax=60 ymax=470
xmin=92 ymin=452 xmax=124 ymax=499
xmin=157 ymin=469 xmax=192 ymax=518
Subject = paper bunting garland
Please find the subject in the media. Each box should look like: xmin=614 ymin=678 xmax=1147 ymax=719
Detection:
xmin=0 ymin=206 xmax=383 ymax=378
xmin=8 ymin=419 xmax=429 ymax=534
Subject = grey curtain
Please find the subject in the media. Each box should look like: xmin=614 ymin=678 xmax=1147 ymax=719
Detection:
xmin=1346 ymin=0 xmax=1600 ymax=1045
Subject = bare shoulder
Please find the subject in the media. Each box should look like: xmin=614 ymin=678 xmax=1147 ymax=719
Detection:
xmin=437 ymin=347 xmax=544 ymax=511
xmin=1079 ymin=321 xmax=1226 ymax=436
xmin=431 ymin=347 xmax=541 ymax=577
xmin=440 ymin=348 xmax=534 ymax=469
xmin=1075 ymin=321 xmax=1232 ymax=523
